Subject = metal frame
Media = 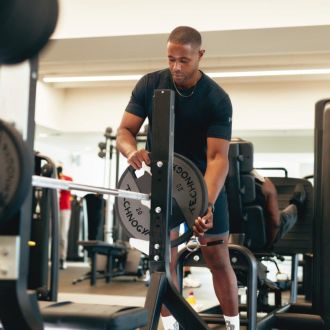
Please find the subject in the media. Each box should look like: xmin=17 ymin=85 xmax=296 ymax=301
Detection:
xmin=29 ymin=153 xmax=59 ymax=302
xmin=0 ymin=58 xmax=44 ymax=330
xmin=315 ymin=100 xmax=330 ymax=327
xmin=142 ymin=89 xmax=209 ymax=330
xmin=312 ymin=99 xmax=327 ymax=312
xmin=176 ymin=244 xmax=258 ymax=330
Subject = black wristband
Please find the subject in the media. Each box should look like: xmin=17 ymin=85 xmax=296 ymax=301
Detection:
xmin=206 ymin=239 xmax=224 ymax=247
xmin=208 ymin=202 xmax=215 ymax=213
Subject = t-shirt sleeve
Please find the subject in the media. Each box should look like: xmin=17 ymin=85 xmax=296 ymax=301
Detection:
xmin=125 ymin=75 xmax=148 ymax=119
xmin=207 ymin=94 xmax=232 ymax=141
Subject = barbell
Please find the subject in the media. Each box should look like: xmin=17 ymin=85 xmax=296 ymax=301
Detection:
xmin=31 ymin=175 xmax=150 ymax=201
xmin=1 ymin=119 xmax=208 ymax=247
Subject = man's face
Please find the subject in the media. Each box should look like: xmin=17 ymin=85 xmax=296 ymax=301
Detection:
xmin=167 ymin=41 xmax=203 ymax=87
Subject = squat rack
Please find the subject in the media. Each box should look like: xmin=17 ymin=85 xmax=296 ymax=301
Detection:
xmin=0 ymin=57 xmax=208 ymax=330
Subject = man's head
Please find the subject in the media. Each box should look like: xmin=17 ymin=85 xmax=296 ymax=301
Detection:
xmin=168 ymin=26 xmax=202 ymax=49
xmin=167 ymin=26 xmax=205 ymax=88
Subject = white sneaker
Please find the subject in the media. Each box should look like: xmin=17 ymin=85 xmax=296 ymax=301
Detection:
xmin=183 ymin=275 xmax=201 ymax=288
xmin=143 ymin=270 xmax=150 ymax=282
xmin=60 ymin=259 xmax=67 ymax=270
xmin=172 ymin=321 xmax=179 ymax=330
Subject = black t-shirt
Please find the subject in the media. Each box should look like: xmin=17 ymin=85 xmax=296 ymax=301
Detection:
xmin=125 ymin=69 xmax=232 ymax=174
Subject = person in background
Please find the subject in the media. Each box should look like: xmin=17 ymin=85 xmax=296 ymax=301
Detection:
xmin=57 ymin=166 xmax=73 ymax=270
xmin=251 ymin=169 xmax=306 ymax=249
xmin=183 ymin=266 xmax=201 ymax=288
xmin=116 ymin=26 xmax=239 ymax=330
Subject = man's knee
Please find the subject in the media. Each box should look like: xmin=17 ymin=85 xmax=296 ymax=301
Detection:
xmin=203 ymin=247 xmax=230 ymax=271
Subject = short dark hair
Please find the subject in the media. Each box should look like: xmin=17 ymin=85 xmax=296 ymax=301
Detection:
xmin=168 ymin=26 xmax=202 ymax=49
xmin=57 ymin=166 xmax=63 ymax=175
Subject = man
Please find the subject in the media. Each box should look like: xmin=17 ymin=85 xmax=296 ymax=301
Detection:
xmin=57 ymin=166 xmax=73 ymax=270
xmin=252 ymin=169 xmax=306 ymax=248
xmin=116 ymin=26 xmax=239 ymax=330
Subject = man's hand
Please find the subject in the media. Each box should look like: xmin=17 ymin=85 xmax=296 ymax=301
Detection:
xmin=193 ymin=207 xmax=213 ymax=237
xmin=127 ymin=149 xmax=150 ymax=170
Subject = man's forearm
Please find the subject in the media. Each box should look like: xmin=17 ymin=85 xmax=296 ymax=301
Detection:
xmin=116 ymin=128 xmax=137 ymax=158
xmin=204 ymin=158 xmax=229 ymax=205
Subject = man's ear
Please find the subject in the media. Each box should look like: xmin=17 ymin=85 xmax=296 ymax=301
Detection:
xmin=199 ymin=49 xmax=205 ymax=58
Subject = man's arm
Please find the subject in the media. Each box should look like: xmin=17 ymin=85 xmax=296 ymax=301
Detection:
xmin=116 ymin=112 xmax=150 ymax=169
xmin=193 ymin=137 xmax=229 ymax=236
xmin=204 ymin=137 xmax=229 ymax=206
xmin=261 ymin=178 xmax=281 ymax=243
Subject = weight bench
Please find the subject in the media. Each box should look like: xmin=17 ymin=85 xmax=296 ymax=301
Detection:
xmin=71 ymin=194 xmax=128 ymax=285
xmin=0 ymin=300 xmax=147 ymax=330
xmin=74 ymin=240 xmax=127 ymax=285
xmin=41 ymin=301 xmax=147 ymax=330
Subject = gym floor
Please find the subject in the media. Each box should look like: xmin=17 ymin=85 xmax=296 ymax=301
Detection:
xmin=57 ymin=257 xmax=302 ymax=330
xmin=58 ymin=262 xmax=218 ymax=329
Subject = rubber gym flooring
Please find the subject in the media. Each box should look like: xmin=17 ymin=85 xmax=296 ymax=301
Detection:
xmin=58 ymin=261 xmax=219 ymax=329
xmin=57 ymin=259 xmax=303 ymax=329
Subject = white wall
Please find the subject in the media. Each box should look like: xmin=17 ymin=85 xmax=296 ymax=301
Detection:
xmin=0 ymin=62 xmax=32 ymax=139
xmin=61 ymin=85 xmax=133 ymax=132
xmin=34 ymin=139 xmax=106 ymax=189
xmin=223 ymin=80 xmax=330 ymax=131
xmin=254 ymin=153 xmax=314 ymax=179
xmin=35 ymin=82 xmax=66 ymax=129
xmin=41 ymin=79 xmax=330 ymax=132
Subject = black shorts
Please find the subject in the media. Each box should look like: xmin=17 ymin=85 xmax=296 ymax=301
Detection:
xmin=205 ymin=189 xmax=229 ymax=236
xmin=172 ymin=189 xmax=229 ymax=236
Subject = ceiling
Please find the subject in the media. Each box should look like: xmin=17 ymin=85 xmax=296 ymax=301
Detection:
xmin=39 ymin=25 xmax=330 ymax=87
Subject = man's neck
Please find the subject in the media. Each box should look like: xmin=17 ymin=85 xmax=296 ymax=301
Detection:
xmin=176 ymin=70 xmax=201 ymax=89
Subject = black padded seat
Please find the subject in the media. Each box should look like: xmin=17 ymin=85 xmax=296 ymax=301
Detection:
xmin=77 ymin=241 xmax=127 ymax=285
xmin=75 ymin=194 xmax=129 ymax=286
xmin=41 ymin=301 xmax=147 ymax=330
xmin=275 ymin=312 xmax=324 ymax=329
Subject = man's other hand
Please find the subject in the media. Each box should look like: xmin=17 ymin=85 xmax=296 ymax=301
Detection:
xmin=127 ymin=149 xmax=150 ymax=169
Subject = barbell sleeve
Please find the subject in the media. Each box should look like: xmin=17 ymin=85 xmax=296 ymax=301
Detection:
xmin=32 ymin=175 xmax=150 ymax=201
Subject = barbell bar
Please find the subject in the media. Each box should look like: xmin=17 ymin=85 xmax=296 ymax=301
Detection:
xmin=32 ymin=175 xmax=150 ymax=201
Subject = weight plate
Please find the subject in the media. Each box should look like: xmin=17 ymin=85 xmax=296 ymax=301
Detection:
xmin=115 ymin=153 xmax=208 ymax=246
xmin=0 ymin=120 xmax=32 ymax=226
xmin=0 ymin=0 xmax=59 ymax=64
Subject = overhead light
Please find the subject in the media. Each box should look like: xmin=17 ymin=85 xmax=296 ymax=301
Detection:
xmin=208 ymin=68 xmax=330 ymax=78
xmin=42 ymin=68 xmax=330 ymax=84
xmin=43 ymin=74 xmax=142 ymax=83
